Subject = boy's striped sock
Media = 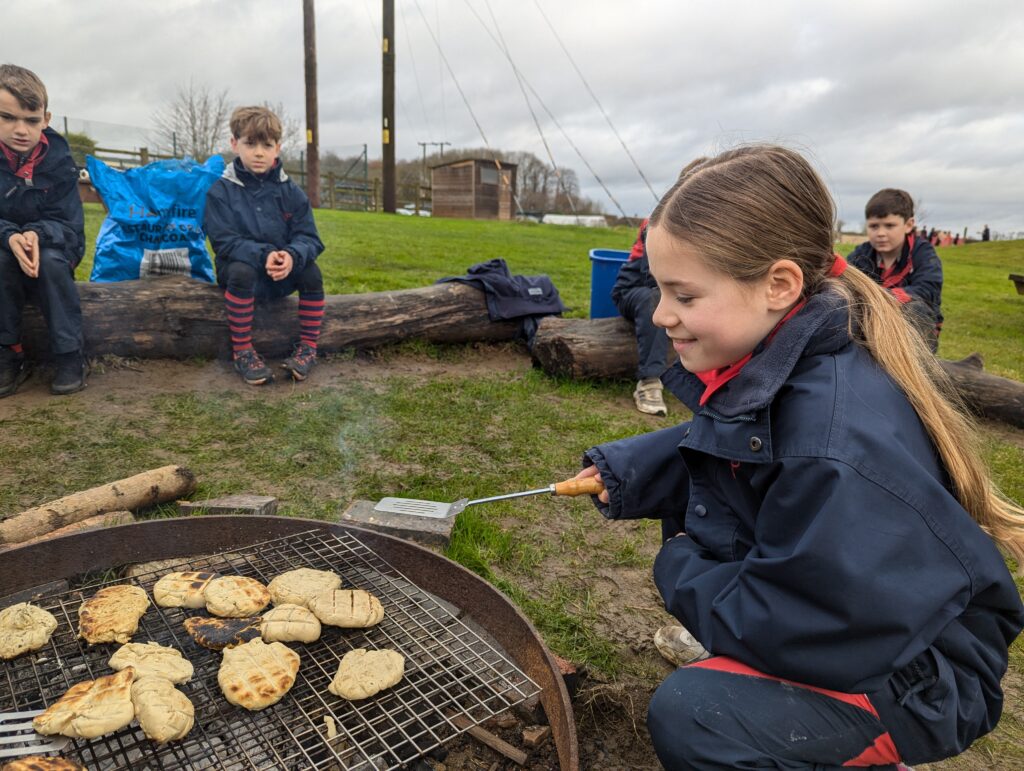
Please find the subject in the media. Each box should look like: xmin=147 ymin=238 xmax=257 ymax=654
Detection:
xmin=298 ymin=291 xmax=325 ymax=349
xmin=224 ymin=290 xmax=255 ymax=355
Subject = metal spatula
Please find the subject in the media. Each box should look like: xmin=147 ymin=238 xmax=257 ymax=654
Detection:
xmin=374 ymin=475 xmax=605 ymax=519
xmin=0 ymin=709 xmax=71 ymax=759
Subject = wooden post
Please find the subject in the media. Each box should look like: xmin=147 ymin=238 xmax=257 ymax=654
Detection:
xmin=139 ymin=147 xmax=150 ymax=165
xmin=303 ymin=0 xmax=321 ymax=207
xmin=382 ymin=0 xmax=396 ymax=213
xmin=327 ymin=171 xmax=336 ymax=209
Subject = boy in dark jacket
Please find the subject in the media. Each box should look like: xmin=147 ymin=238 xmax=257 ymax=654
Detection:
xmin=612 ymin=218 xmax=669 ymax=415
xmin=0 ymin=64 xmax=86 ymax=396
xmin=204 ymin=106 xmax=325 ymax=385
xmin=848 ymin=188 xmax=943 ymax=351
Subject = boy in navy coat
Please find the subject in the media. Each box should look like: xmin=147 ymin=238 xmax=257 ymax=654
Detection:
xmin=848 ymin=188 xmax=943 ymax=351
xmin=0 ymin=64 xmax=86 ymax=396
xmin=204 ymin=106 xmax=325 ymax=385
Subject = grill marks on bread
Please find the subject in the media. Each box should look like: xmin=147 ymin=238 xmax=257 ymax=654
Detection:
xmin=1 ymin=758 xmax=88 ymax=770
xmin=131 ymin=676 xmax=195 ymax=743
xmin=309 ymin=589 xmax=385 ymax=628
xmin=260 ymin=603 xmax=322 ymax=643
xmin=218 ymin=638 xmax=300 ymax=710
xmin=153 ymin=571 xmax=218 ymax=609
xmin=204 ymin=576 xmax=271 ymax=618
xmin=78 ymin=586 xmax=150 ymax=645
xmin=32 ymin=667 xmax=136 ymax=739
xmin=0 ymin=602 xmax=58 ymax=660
xmin=108 ymin=641 xmax=194 ymax=684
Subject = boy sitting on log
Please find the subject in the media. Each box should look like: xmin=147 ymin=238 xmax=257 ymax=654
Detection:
xmin=204 ymin=106 xmax=325 ymax=385
xmin=0 ymin=64 xmax=87 ymax=397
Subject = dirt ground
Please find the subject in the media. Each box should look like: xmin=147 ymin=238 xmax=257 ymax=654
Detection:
xmin=2 ymin=349 xmax=1021 ymax=771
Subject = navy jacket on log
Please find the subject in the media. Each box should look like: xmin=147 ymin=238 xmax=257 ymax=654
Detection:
xmin=584 ymin=290 xmax=1022 ymax=763
xmin=0 ymin=127 xmax=84 ymax=265
xmin=203 ymin=158 xmax=323 ymax=278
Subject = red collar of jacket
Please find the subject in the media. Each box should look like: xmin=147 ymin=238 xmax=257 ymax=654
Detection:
xmin=878 ymin=234 xmax=914 ymax=288
xmin=0 ymin=131 xmax=49 ymax=183
xmin=695 ymin=299 xmax=808 ymax=406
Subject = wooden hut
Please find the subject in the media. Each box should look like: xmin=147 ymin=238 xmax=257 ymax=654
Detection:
xmin=430 ymin=159 xmax=517 ymax=220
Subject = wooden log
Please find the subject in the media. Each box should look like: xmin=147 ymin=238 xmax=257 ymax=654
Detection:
xmin=0 ymin=465 xmax=197 ymax=546
xmin=531 ymin=317 xmax=1024 ymax=429
xmin=21 ymin=275 xmax=520 ymax=360
xmin=5 ymin=511 xmax=136 ymax=550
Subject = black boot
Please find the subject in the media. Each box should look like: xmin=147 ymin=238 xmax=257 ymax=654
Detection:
xmin=0 ymin=346 xmax=30 ymax=398
xmin=51 ymin=351 xmax=87 ymax=395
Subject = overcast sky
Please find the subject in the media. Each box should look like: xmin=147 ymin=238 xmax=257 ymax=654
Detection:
xmin=6 ymin=0 xmax=1024 ymax=235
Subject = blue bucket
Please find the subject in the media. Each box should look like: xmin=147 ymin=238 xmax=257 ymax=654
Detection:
xmin=588 ymin=249 xmax=630 ymax=318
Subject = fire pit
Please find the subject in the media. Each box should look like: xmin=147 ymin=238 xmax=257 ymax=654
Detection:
xmin=0 ymin=517 xmax=579 ymax=770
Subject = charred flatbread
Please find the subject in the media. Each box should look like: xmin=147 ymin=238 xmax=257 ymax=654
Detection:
xmin=108 ymin=641 xmax=194 ymax=684
xmin=78 ymin=585 xmax=150 ymax=645
xmin=183 ymin=616 xmax=261 ymax=650
xmin=0 ymin=602 xmax=58 ymax=660
xmin=267 ymin=568 xmax=342 ymax=608
xmin=131 ymin=676 xmax=194 ymax=743
xmin=205 ymin=576 xmax=271 ymax=618
xmin=309 ymin=589 xmax=384 ymax=628
xmin=218 ymin=638 xmax=300 ymax=710
xmin=261 ymin=603 xmax=322 ymax=643
xmin=329 ymin=648 xmax=404 ymax=700
xmin=153 ymin=571 xmax=218 ymax=609
xmin=32 ymin=667 xmax=136 ymax=739
xmin=1 ymin=758 xmax=87 ymax=771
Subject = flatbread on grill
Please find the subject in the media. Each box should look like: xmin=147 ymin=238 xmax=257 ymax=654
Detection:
xmin=205 ymin=575 xmax=271 ymax=618
xmin=0 ymin=758 xmax=87 ymax=771
xmin=218 ymin=638 xmax=300 ymax=711
xmin=267 ymin=568 xmax=342 ymax=608
xmin=309 ymin=589 xmax=384 ymax=628
xmin=78 ymin=585 xmax=150 ymax=645
xmin=153 ymin=571 xmax=218 ymax=609
xmin=329 ymin=648 xmax=404 ymax=700
xmin=131 ymin=675 xmax=194 ymax=743
xmin=0 ymin=602 xmax=58 ymax=660
xmin=108 ymin=641 xmax=194 ymax=684
xmin=261 ymin=603 xmax=322 ymax=643
xmin=32 ymin=666 xmax=136 ymax=739
xmin=183 ymin=616 xmax=261 ymax=650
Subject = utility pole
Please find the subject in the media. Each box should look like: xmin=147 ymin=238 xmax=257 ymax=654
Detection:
xmin=382 ymin=0 xmax=396 ymax=213
xmin=303 ymin=0 xmax=321 ymax=207
xmin=417 ymin=140 xmax=450 ymax=184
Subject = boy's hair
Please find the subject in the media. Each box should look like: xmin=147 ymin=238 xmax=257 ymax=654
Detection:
xmin=865 ymin=188 xmax=914 ymax=220
xmin=230 ymin=106 xmax=282 ymax=143
xmin=650 ymin=144 xmax=1024 ymax=562
xmin=0 ymin=64 xmax=48 ymax=112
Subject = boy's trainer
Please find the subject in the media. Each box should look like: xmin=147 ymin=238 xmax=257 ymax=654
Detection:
xmin=234 ymin=349 xmax=272 ymax=386
xmin=0 ymin=345 xmax=29 ymax=397
xmin=281 ymin=341 xmax=317 ymax=381
xmin=50 ymin=351 xmax=86 ymax=395
xmin=633 ymin=377 xmax=667 ymax=416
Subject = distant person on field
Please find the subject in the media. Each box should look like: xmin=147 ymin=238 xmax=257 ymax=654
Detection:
xmin=848 ymin=189 xmax=943 ymax=352
xmin=0 ymin=64 xmax=86 ymax=397
xmin=982 ymin=224 xmax=991 ymax=242
xmin=613 ymin=157 xmax=708 ymax=416
xmin=204 ymin=106 xmax=325 ymax=385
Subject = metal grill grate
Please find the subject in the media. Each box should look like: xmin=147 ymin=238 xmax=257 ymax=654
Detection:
xmin=1 ymin=529 xmax=541 ymax=769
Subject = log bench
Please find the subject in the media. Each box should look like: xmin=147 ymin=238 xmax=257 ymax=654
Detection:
xmin=1010 ymin=274 xmax=1024 ymax=295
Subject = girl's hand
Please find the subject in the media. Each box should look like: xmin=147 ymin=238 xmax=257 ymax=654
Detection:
xmin=575 ymin=465 xmax=609 ymax=504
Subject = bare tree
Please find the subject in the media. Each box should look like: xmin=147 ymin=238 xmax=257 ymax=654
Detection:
xmin=261 ymin=101 xmax=303 ymax=160
xmin=153 ymin=80 xmax=231 ymax=160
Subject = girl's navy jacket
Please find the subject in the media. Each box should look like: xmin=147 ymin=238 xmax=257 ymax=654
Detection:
xmin=0 ymin=128 xmax=84 ymax=265
xmin=203 ymin=158 xmax=323 ymax=275
xmin=585 ymin=291 xmax=1023 ymax=761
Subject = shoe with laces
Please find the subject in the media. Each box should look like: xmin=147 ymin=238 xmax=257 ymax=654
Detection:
xmin=281 ymin=342 xmax=317 ymax=381
xmin=0 ymin=345 xmax=30 ymax=398
xmin=50 ymin=351 xmax=87 ymax=395
xmin=233 ymin=349 xmax=272 ymax=385
xmin=633 ymin=377 xmax=667 ymax=416
xmin=654 ymin=625 xmax=710 ymax=667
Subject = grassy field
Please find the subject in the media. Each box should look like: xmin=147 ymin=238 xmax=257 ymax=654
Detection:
xmin=8 ymin=204 xmax=1024 ymax=767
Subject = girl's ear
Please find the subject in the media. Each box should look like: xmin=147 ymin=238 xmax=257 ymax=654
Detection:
xmin=765 ymin=259 xmax=804 ymax=310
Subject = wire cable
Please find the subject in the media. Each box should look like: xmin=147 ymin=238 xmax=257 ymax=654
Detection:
xmin=532 ymin=0 xmax=658 ymax=204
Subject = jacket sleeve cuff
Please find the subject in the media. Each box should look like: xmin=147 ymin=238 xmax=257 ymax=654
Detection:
xmin=582 ymin=448 xmax=621 ymax=520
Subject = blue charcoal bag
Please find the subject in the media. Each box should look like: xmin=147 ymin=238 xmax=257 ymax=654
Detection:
xmin=87 ymin=155 xmax=225 ymax=282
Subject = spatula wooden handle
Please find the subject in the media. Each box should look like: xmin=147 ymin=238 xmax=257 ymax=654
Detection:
xmin=552 ymin=477 xmax=606 ymax=496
